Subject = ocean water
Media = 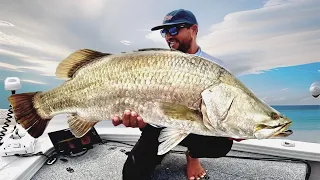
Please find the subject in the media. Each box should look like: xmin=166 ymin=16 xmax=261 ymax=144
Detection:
xmin=272 ymin=105 xmax=320 ymax=131
xmin=272 ymin=105 xmax=320 ymax=143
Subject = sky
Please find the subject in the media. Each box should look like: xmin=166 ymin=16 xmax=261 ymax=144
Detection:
xmin=0 ymin=0 xmax=319 ymax=108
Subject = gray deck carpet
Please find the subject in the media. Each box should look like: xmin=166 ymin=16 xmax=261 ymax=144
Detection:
xmin=31 ymin=142 xmax=308 ymax=180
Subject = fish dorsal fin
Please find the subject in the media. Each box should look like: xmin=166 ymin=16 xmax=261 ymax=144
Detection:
xmin=56 ymin=49 xmax=111 ymax=79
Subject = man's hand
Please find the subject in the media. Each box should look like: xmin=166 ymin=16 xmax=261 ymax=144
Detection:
xmin=111 ymin=109 xmax=147 ymax=128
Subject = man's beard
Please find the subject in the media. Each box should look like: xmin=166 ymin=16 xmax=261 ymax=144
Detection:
xmin=167 ymin=37 xmax=192 ymax=53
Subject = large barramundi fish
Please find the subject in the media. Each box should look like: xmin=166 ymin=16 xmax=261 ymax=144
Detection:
xmin=8 ymin=48 xmax=293 ymax=155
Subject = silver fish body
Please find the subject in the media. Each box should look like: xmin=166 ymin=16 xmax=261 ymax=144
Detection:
xmin=8 ymin=48 xmax=292 ymax=155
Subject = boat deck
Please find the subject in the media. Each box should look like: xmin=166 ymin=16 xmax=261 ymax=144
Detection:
xmin=1 ymin=115 xmax=319 ymax=180
xmin=31 ymin=141 xmax=309 ymax=180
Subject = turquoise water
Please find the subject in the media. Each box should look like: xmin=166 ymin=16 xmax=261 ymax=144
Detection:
xmin=272 ymin=105 xmax=320 ymax=131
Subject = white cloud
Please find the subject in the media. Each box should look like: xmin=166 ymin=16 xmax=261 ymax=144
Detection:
xmin=260 ymin=91 xmax=319 ymax=105
xmin=21 ymin=79 xmax=46 ymax=85
xmin=0 ymin=49 xmax=26 ymax=58
xmin=263 ymin=0 xmax=301 ymax=7
xmin=0 ymin=0 xmax=114 ymax=79
xmin=282 ymin=88 xmax=289 ymax=91
xmin=260 ymin=96 xmax=285 ymax=103
xmin=0 ymin=30 xmax=72 ymax=59
xmin=0 ymin=77 xmax=47 ymax=85
xmin=145 ymin=31 xmax=167 ymax=47
xmin=0 ymin=49 xmax=59 ymax=76
xmin=0 ymin=62 xmax=23 ymax=72
xmin=0 ymin=60 xmax=59 ymax=76
xmin=0 ymin=31 xmax=41 ymax=50
xmin=196 ymin=0 xmax=320 ymax=75
xmin=120 ymin=40 xmax=132 ymax=46
xmin=0 ymin=20 xmax=14 ymax=27
xmin=41 ymin=0 xmax=108 ymax=19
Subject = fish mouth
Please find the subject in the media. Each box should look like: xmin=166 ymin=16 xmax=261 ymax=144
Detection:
xmin=254 ymin=121 xmax=293 ymax=139
xmin=271 ymin=122 xmax=293 ymax=137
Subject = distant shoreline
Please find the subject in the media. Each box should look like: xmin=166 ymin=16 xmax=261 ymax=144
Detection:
xmin=272 ymin=105 xmax=320 ymax=110
xmin=271 ymin=105 xmax=320 ymax=107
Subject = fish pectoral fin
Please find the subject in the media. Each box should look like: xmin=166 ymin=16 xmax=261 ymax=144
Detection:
xmin=56 ymin=49 xmax=112 ymax=79
xmin=67 ymin=114 xmax=100 ymax=138
xmin=158 ymin=128 xmax=189 ymax=155
xmin=157 ymin=102 xmax=202 ymax=122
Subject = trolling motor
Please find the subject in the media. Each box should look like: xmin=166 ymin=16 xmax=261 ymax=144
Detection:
xmin=0 ymin=77 xmax=37 ymax=156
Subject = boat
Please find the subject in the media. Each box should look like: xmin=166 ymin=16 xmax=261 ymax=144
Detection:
xmin=0 ymin=106 xmax=319 ymax=180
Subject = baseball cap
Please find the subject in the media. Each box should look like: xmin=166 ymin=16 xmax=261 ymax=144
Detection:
xmin=151 ymin=9 xmax=198 ymax=31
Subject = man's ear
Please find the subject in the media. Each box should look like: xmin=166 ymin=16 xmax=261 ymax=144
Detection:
xmin=191 ymin=24 xmax=198 ymax=35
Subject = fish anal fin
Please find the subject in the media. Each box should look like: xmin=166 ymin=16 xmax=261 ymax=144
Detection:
xmin=158 ymin=128 xmax=189 ymax=155
xmin=56 ymin=49 xmax=111 ymax=79
xmin=67 ymin=114 xmax=100 ymax=138
xmin=157 ymin=102 xmax=202 ymax=122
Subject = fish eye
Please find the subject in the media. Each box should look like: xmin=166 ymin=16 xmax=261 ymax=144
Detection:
xmin=271 ymin=112 xmax=279 ymax=120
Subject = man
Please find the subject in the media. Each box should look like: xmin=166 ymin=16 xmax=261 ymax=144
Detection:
xmin=112 ymin=9 xmax=236 ymax=180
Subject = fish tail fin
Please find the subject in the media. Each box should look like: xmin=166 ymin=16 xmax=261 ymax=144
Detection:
xmin=8 ymin=92 xmax=51 ymax=138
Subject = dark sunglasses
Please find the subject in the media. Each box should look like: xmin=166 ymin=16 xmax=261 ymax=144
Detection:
xmin=160 ymin=24 xmax=192 ymax=38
